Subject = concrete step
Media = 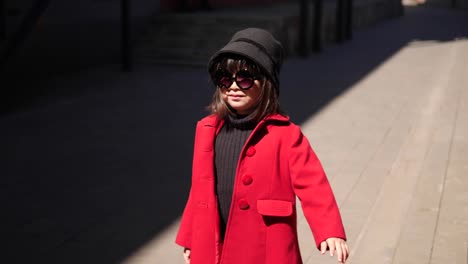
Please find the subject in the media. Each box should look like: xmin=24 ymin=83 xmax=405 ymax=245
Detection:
xmin=135 ymin=0 xmax=403 ymax=66
xmin=135 ymin=12 xmax=294 ymax=66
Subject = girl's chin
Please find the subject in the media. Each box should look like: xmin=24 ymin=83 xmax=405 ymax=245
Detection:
xmin=229 ymin=106 xmax=253 ymax=115
xmin=226 ymin=100 xmax=255 ymax=114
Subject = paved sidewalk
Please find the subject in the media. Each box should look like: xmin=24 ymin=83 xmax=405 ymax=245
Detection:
xmin=299 ymin=35 xmax=468 ymax=264
xmin=2 ymin=6 xmax=468 ymax=264
xmin=124 ymin=7 xmax=468 ymax=264
xmin=123 ymin=7 xmax=468 ymax=264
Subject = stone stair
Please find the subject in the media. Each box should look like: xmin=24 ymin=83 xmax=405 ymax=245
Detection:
xmin=135 ymin=0 xmax=403 ymax=66
xmin=135 ymin=6 xmax=300 ymax=66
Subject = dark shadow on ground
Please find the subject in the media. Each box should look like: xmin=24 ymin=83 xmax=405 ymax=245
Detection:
xmin=1 ymin=5 xmax=468 ymax=264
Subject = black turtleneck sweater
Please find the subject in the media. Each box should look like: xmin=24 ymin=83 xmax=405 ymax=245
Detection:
xmin=214 ymin=114 xmax=256 ymax=239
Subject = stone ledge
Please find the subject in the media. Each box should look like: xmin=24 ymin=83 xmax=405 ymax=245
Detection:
xmin=135 ymin=0 xmax=403 ymax=65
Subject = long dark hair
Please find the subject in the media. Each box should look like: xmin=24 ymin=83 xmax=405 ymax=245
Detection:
xmin=208 ymin=55 xmax=284 ymax=122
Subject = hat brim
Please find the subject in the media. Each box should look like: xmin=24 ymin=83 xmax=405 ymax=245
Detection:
xmin=208 ymin=41 xmax=274 ymax=81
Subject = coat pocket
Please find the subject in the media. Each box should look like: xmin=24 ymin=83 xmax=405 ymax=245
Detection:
xmin=257 ymin=200 xmax=293 ymax=217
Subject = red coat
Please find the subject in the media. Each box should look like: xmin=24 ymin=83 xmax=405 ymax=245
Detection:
xmin=176 ymin=114 xmax=346 ymax=264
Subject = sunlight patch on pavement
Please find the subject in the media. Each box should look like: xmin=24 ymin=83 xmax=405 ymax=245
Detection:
xmin=121 ymin=39 xmax=468 ymax=264
xmin=122 ymin=219 xmax=183 ymax=264
xmin=300 ymin=39 xmax=468 ymax=264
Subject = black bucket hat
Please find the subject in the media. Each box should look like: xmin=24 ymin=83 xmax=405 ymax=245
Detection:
xmin=208 ymin=28 xmax=284 ymax=95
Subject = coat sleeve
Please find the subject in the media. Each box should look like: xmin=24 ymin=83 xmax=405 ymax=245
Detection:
xmin=175 ymin=122 xmax=201 ymax=249
xmin=175 ymin=187 xmax=194 ymax=249
xmin=288 ymin=125 xmax=346 ymax=249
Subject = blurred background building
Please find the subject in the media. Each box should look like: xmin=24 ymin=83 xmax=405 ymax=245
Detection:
xmin=1 ymin=0 xmax=403 ymax=73
xmin=2 ymin=1 xmax=467 ymax=264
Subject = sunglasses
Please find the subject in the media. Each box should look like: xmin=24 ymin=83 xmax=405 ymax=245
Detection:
xmin=214 ymin=70 xmax=258 ymax=90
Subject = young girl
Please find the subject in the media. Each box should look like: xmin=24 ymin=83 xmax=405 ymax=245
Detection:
xmin=176 ymin=28 xmax=348 ymax=264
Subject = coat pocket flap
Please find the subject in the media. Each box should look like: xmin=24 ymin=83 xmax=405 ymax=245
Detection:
xmin=257 ymin=200 xmax=293 ymax=217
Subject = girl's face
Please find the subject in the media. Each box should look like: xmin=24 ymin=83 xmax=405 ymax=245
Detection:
xmin=218 ymin=71 xmax=262 ymax=115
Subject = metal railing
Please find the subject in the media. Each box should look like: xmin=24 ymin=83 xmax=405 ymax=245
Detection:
xmin=0 ymin=0 xmax=133 ymax=72
xmin=0 ymin=0 xmax=5 ymax=41
xmin=0 ymin=0 xmax=51 ymax=70
xmin=299 ymin=0 xmax=353 ymax=57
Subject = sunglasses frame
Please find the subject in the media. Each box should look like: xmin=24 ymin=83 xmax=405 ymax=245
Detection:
xmin=214 ymin=69 xmax=259 ymax=90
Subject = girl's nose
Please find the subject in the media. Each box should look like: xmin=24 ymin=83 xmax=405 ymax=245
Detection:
xmin=228 ymin=81 xmax=240 ymax=90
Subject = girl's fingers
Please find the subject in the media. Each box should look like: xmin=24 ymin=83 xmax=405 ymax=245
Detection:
xmin=320 ymin=241 xmax=327 ymax=254
xmin=341 ymin=242 xmax=349 ymax=263
xmin=328 ymin=239 xmax=336 ymax=257
xmin=183 ymin=248 xmax=191 ymax=264
xmin=322 ymin=238 xmax=350 ymax=262
xmin=184 ymin=255 xmax=190 ymax=264
xmin=335 ymin=240 xmax=343 ymax=262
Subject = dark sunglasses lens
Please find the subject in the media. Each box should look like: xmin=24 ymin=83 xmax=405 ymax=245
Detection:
xmin=218 ymin=76 xmax=233 ymax=88
xmin=236 ymin=72 xmax=254 ymax=89
xmin=237 ymin=78 xmax=253 ymax=89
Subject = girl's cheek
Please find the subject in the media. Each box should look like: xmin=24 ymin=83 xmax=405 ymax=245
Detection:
xmin=222 ymin=94 xmax=228 ymax=102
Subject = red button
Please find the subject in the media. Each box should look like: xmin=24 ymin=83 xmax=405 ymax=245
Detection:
xmin=246 ymin=147 xmax=256 ymax=157
xmin=242 ymin=175 xmax=253 ymax=185
xmin=238 ymin=199 xmax=250 ymax=210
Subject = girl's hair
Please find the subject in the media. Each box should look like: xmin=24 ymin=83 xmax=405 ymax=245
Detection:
xmin=207 ymin=55 xmax=284 ymax=122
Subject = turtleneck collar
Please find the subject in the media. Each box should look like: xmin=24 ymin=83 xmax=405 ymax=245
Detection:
xmin=225 ymin=111 xmax=258 ymax=130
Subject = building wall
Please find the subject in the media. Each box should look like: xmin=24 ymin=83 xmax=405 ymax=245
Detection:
xmin=160 ymin=0 xmax=290 ymax=12
xmin=425 ymin=0 xmax=468 ymax=8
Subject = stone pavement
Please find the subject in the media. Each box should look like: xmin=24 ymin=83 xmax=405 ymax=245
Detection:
xmin=123 ymin=7 xmax=468 ymax=264
xmin=2 ymin=5 xmax=468 ymax=264
xmin=299 ymin=36 xmax=468 ymax=264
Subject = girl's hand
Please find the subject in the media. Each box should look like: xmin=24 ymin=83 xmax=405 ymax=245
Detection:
xmin=320 ymin=237 xmax=349 ymax=263
xmin=183 ymin=248 xmax=191 ymax=264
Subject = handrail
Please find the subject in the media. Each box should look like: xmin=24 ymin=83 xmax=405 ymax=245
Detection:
xmin=122 ymin=0 xmax=132 ymax=71
xmin=312 ymin=0 xmax=323 ymax=52
xmin=0 ymin=0 xmax=51 ymax=69
xmin=0 ymin=0 xmax=5 ymax=41
xmin=1 ymin=0 xmax=133 ymax=72
xmin=299 ymin=0 xmax=309 ymax=57
xmin=336 ymin=0 xmax=353 ymax=43
xmin=345 ymin=0 xmax=353 ymax=40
